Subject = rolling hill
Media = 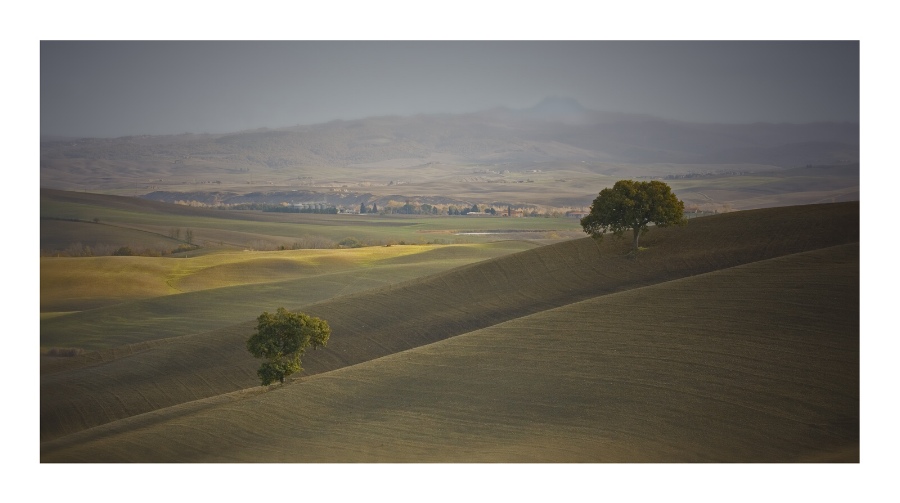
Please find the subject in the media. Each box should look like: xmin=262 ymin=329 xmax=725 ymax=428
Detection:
xmin=40 ymin=202 xmax=859 ymax=461
xmin=41 ymin=241 xmax=858 ymax=462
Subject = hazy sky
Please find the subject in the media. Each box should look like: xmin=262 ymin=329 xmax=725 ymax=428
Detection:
xmin=40 ymin=40 xmax=859 ymax=138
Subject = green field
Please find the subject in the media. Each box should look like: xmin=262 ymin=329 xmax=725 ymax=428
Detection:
xmin=40 ymin=196 xmax=859 ymax=461
xmin=41 ymin=188 xmax=583 ymax=256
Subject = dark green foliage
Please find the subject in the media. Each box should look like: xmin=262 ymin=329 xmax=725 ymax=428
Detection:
xmin=246 ymin=308 xmax=331 ymax=385
xmin=46 ymin=347 xmax=85 ymax=357
xmin=338 ymin=237 xmax=363 ymax=248
xmin=238 ymin=203 xmax=339 ymax=214
xmin=264 ymin=205 xmax=301 ymax=213
xmin=112 ymin=246 xmax=134 ymax=256
xmin=421 ymin=203 xmax=438 ymax=215
xmin=171 ymin=243 xmax=195 ymax=254
xmin=581 ymin=180 xmax=686 ymax=252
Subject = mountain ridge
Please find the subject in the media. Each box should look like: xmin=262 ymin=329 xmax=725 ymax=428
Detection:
xmin=41 ymin=98 xmax=859 ymax=167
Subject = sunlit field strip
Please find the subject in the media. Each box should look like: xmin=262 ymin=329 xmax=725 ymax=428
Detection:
xmin=41 ymin=242 xmax=535 ymax=350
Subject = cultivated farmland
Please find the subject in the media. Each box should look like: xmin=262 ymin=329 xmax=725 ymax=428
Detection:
xmin=40 ymin=200 xmax=859 ymax=461
xmin=41 ymin=243 xmax=858 ymax=462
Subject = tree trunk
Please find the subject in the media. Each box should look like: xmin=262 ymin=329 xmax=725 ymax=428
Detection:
xmin=632 ymin=227 xmax=640 ymax=252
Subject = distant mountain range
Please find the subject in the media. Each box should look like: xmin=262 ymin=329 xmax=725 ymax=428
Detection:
xmin=41 ymin=97 xmax=859 ymax=169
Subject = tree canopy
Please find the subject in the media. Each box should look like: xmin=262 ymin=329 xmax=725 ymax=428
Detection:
xmin=246 ymin=307 xmax=331 ymax=385
xmin=580 ymin=180 xmax=686 ymax=253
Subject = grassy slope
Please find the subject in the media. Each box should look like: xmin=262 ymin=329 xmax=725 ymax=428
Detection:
xmin=40 ymin=202 xmax=859 ymax=444
xmin=41 ymin=243 xmax=858 ymax=462
xmin=41 ymin=242 xmax=530 ymax=324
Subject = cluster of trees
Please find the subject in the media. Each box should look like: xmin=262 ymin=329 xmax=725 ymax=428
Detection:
xmin=231 ymin=203 xmax=338 ymax=214
xmin=370 ymin=202 xmax=440 ymax=215
xmin=360 ymin=202 xmax=574 ymax=217
xmin=290 ymin=235 xmax=338 ymax=250
xmin=173 ymin=200 xmax=216 ymax=208
xmin=337 ymin=237 xmax=363 ymax=248
xmin=447 ymin=204 xmax=497 ymax=215
xmin=224 ymin=202 xmax=337 ymax=214
xmin=168 ymin=228 xmax=194 ymax=244
xmin=408 ymin=203 xmax=440 ymax=215
xmin=41 ymin=243 xmax=142 ymax=257
xmin=44 ymin=226 xmax=199 ymax=257
xmin=210 ymin=200 xmax=572 ymax=217
xmin=263 ymin=205 xmax=338 ymax=214
xmin=362 ymin=201 xmax=512 ymax=215
xmin=41 ymin=242 xmax=198 ymax=258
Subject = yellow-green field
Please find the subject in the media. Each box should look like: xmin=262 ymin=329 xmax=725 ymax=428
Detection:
xmin=41 ymin=242 xmax=536 ymax=349
xmin=41 ymin=198 xmax=859 ymax=461
xmin=41 ymin=243 xmax=528 ymax=311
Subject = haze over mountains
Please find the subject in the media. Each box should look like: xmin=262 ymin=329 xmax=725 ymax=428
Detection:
xmin=41 ymin=97 xmax=858 ymax=174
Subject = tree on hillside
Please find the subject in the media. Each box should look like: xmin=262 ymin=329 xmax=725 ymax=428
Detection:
xmin=580 ymin=180 xmax=686 ymax=253
xmin=246 ymin=307 xmax=331 ymax=385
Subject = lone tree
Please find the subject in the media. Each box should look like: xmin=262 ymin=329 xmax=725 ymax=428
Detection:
xmin=580 ymin=180 xmax=686 ymax=253
xmin=246 ymin=307 xmax=331 ymax=385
